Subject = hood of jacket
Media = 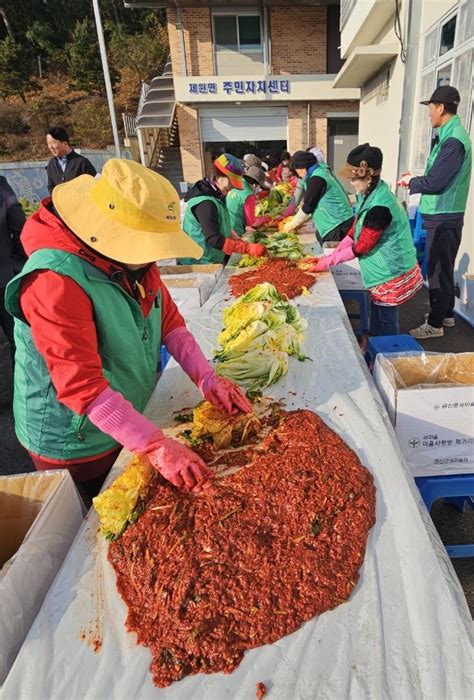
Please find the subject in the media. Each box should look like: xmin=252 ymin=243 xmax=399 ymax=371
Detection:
xmin=184 ymin=178 xmax=225 ymax=203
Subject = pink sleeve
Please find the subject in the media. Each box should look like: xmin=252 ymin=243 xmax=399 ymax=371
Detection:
xmin=243 ymin=194 xmax=257 ymax=228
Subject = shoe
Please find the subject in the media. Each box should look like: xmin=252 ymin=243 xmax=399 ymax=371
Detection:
xmin=424 ymin=313 xmax=455 ymax=327
xmin=410 ymin=322 xmax=444 ymax=339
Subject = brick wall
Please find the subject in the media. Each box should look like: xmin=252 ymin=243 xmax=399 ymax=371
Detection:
xmin=176 ymin=104 xmax=203 ymax=183
xmin=270 ymin=7 xmax=327 ymax=74
xmin=288 ymin=101 xmax=359 ymax=155
xmin=167 ymin=8 xmax=213 ymax=77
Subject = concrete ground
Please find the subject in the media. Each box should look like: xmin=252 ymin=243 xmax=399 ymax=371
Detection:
xmin=0 ymin=285 xmax=472 ymax=614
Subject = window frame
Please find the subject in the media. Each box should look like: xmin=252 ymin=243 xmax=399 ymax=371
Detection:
xmin=212 ymin=11 xmax=263 ymax=55
xmin=412 ymin=1 xmax=474 ymax=173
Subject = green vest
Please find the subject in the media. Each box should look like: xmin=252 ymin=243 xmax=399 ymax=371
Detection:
xmin=5 ymin=249 xmax=162 ymax=461
xmin=181 ymin=195 xmax=231 ymax=264
xmin=419 ymin=115 xmax=472 ymax=215
xmin=303 ymin=163 xmax=353 ymax=238
xmin=355 ymin=179 xmax=418 ymax=288
xmin=226 ymin=181 xmax=253 ymax=236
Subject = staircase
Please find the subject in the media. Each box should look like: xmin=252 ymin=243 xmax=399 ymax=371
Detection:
xmin=122 ymin=57 xmax=184 ymax=192
xmin=155 ymin=145 xmax=184 ymax=194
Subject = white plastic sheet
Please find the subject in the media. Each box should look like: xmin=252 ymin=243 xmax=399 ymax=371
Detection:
xmin=2 ymin=276 xmax=473 ymax=699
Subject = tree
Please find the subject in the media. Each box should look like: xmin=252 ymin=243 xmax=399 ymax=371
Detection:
xmin=109 ymin=13 xmax=168 ymax=83
xmin=67 ymin=17 xmax=119 ymax=95
xmin=0 ymin=36 xmax=39 ymax=101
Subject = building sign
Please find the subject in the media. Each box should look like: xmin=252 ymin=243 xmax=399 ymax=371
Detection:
xmin=188 ymin=79 xmax=290 ymax=96
xmin=174 ymin=75 xmax=360 ymax=103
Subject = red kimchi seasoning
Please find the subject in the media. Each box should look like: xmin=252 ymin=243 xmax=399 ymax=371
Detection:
xmin=229 ymin=259 xmax=316 ymax=299
xmin=108 ymin=409 xmax=376 ymax=687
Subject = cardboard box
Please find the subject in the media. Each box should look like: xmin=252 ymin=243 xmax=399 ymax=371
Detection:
xmin=323 ymin=245 xmax=364 ymax=290
xmin=160 ymin=264 xmax=223 ymax=320
xmin=0 ymin=471 xmax=84 ymax=684
xmin=159 ymin=263 xmax=223 ymax=285
xmin=373 ymin=352 xmax=474 ymax=476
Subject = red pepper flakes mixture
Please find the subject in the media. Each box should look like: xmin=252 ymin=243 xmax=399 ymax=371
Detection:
xmin=108 ymin=409 xmax=376 ymax=688
xmin=256 ymin=681 xmax=268 ymax=698
xmin=229 ymin=258 xmax=315 ymax=299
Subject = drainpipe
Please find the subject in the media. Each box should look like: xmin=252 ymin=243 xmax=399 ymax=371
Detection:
xmin=307 ymin=102 xmax=311 ymax=146
xmin=174 ymin=2 xmax=188 ymax=76
xmin=397 ymin=0 xmax=421 ymax=189
xmin=262 ymin=2 xmax=269 ymax=75
xmin=137 ymin=128 xmax=146 ymax=166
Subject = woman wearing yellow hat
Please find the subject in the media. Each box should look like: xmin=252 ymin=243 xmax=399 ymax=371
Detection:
xmin=181 ymin=153 xmax=267 ymax=264
xmin=5 ymin=159 xmax=251 ymax=496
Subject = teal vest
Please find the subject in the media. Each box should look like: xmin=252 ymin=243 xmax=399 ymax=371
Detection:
xmin=5 ymin=250 xmax=162 ymax=461
xmin=355 ymin=179 xmax=418 ymax=288
xmin=181 ymin=195 xmax=231 ymax=264
xmin=226 ymin=181 xmax=253 ymax=236
xmin=303 ymin=163 xmax=353 ymax=238
xmin=419 ymin=115 xmax=472 ymax=215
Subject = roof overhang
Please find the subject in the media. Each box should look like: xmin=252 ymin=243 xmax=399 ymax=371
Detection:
xmin=124 ymin=1 xmax=339 ymax=8
xmin=333 ymin=44 xmax=399 ymax=88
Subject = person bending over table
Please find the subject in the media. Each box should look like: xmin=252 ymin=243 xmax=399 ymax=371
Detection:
xmin=309 ymin=144 xmax=423 ymax=336
xmin=181 ymin=153 xmax=266 ymax=264
xmin=5 ymin=159 xmax=251 ymax=497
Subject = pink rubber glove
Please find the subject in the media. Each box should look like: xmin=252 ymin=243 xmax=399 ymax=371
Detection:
xmin=281 ymin=202 xmax=296 ymax=218
xmin=164 ymin=327 xmax=252 ymax=415
xmin=144 ymin=436 xmax=212 ymax=493
xmin=222 ymin=237 xmax=267 ymax=258
xmin=312 ymin=235 xmax=355 ymax=272
xmin=86 ymin=387 xmax=212 ymax=492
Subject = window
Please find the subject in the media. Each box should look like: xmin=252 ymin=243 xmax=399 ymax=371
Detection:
xmin=413 ymin=5 xmax=474 ymax=171
xmin=452 ymin=48 xmax=474 ymax=128
xmin=423 ymin=27 xmax=438 ymax=68
xmin=458 ymin=0 xmax=474 ymax=46
xmin=214 ymin=16 xmax=238 ymax=52
xmin=436 ymin=63 xmax=452 ymax=88
xmin=439 ymin=16 xmax=456 ymax=56
xmin=213 ymin=14 xmax=262 ymax=53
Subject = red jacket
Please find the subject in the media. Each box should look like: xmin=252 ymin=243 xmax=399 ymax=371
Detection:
xmin=19 ymin=202 xmax=184 ymax=461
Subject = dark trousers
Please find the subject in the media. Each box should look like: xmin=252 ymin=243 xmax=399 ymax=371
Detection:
xmin=317 ymin=217 xmax=354 ymax=245
xmin=369 ymin=302 xmax=399 ymax=336
xmin=425 ymin=221 xmax=462 ymax=328
xmin=0 ymin=287 xmax=15 ymax=365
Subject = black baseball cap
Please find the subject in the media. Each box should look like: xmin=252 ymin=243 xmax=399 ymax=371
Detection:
xmin=420 ymin=85 xmax=460 ymax=106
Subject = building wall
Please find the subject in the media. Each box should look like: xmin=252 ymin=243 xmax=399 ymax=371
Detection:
xmin=176 ymin=104 xmax=203 ymax=183
xmin=270 ymin=7 xmax=327 ymax=74
xmin=357 ymin=14 xmax=406 ymax=190
xmin=288 ymin=101 xmax=359 ymax=155
xmin=167 ymin=8 xmax=213 ymax=77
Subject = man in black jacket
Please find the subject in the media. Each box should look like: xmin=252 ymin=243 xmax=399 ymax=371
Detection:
xmin=0 ymin=176 xmax=26 ymax=363
xmin=46 ymin=126 xmax=97 ymax=194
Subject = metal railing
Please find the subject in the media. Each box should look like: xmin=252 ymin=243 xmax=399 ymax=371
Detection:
xmin=137 ymin=80 xmax=150 ymax=118
xmin=340 ymin=0 xmax=357 ymax=30
xmin=121 ymin=113 xmax=138 ymax=138
xmin=149 ymin=110 xmax=177 ymax=171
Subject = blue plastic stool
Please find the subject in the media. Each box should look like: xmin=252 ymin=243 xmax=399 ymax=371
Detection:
xmin=160 ymin=345 xmax=171 ymax=370
xmin=415 ymin=474 xmax=474 ymax=558
xmin=366 ymin=335 xmax=423 ymax=367
xmin=339 ymin=290 xmax=370 ymax=336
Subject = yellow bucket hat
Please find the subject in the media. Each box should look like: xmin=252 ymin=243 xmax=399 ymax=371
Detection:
xmin=52 ymin=158 xmax=203 ymax=264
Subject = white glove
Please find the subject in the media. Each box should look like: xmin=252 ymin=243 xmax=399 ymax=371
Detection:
xmin=282 ymin=208 xmax=310 ymax=232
